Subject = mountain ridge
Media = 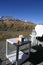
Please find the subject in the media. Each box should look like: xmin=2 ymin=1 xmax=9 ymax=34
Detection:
xmin=0 ymin=16 xmax=35 ymax=24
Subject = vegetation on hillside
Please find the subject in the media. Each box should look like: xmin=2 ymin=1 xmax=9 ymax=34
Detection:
xmin=0 ymin=21 xmax=36 ymax=40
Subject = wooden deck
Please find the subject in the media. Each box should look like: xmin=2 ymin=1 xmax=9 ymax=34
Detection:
xmin=0 ymin=41 xmax=43 ymax=65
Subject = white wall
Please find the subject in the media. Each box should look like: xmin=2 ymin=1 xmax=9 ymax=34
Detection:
xmin=35 ymin=25 xmax=43 ymax=37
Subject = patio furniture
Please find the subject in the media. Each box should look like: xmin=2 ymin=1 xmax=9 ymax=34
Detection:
xmin=6 ymin=38 xmax=31 ymax=65
xmin=30 ymin=29 xmax=37 ymax=46
xmin=35 ymin=25 xmax=43 ymax=46
xmin=30 ymin=25 xmax=43 ymax=46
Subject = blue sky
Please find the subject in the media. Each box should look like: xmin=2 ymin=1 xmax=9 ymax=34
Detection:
xmin=0 ymin=0 xmax=43 ymax=24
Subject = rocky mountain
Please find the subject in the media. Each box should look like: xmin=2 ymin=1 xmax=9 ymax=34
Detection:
xmin=0 ymin=16 xmax=35 ymax=24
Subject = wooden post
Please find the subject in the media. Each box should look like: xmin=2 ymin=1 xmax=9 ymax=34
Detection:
xmin=28 ymin=43 xmax=31 ymax=56
xmin=16 ymin=45 xmax=19 ymax=65
xmin=6 ymin=40 xmax=8 ymax=56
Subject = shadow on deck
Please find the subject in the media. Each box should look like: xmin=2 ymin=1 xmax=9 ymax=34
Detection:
xmin=22 ymin=45 xmax=43 ymax=65
xmin=0 ymin=59 xmax=2 ymax=65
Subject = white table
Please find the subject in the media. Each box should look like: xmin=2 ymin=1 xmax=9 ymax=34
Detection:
xmin=6 ymin=38 xmax=31 ymax=65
